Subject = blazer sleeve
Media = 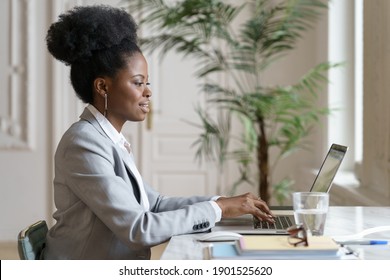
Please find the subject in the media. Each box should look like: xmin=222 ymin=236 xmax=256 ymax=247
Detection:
xmin=55 ymin=123 xmax=217 ymax=249
xmin=143 ymin=181 xmax=217 ymax=212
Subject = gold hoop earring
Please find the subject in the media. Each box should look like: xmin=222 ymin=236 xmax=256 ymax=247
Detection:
xmin=104 ymin=93 xmax=108 ymax=117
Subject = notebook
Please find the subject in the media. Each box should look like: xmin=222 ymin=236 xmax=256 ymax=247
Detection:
xmin=212 ymin=143 xmax=348 ymax=235
xmin=236 ymin=235 xmax=340 ymax=256
xmin=206 ymin=240 xmax=343 ymax=260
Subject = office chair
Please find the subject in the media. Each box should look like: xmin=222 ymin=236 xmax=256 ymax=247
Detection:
xmin=17 ymin=220 xmax=48 ymax=260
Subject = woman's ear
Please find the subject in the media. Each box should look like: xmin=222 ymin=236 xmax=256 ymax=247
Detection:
xmin=94 ymin=77 xmax=108 ymax=97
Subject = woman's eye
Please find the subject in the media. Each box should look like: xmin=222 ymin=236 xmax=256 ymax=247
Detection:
xmin=134 ymin=81 xmax=151 ymax=87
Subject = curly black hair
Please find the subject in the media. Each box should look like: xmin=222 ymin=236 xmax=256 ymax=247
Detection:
xmin=46 ymin=5 xmax=141 ymax=103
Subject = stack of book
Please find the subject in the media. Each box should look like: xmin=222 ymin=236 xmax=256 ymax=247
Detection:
xmin=206 ymin=235 xmax=345 ymax=260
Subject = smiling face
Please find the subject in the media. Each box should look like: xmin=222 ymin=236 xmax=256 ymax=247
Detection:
xmin=100 ymin=52 xmax=152 ymax=131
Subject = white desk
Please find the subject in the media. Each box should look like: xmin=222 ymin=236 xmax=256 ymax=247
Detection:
xmin=161 ymin=207 xmax=390 ymax=260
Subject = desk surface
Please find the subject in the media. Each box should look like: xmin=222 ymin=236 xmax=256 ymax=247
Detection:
xmin=161 ymin=206 xmax=390 ymax=260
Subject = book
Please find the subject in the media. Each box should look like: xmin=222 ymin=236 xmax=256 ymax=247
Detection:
xmin=206 ymin=243 xmax=357 ymax=259
xmin=235 ymin=235 xmax=340 ymax=258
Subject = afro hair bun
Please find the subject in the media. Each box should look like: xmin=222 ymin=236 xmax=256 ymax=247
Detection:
xmin=46 ymin=5 xmax=138 ymax=65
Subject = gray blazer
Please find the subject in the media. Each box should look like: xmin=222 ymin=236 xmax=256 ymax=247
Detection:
xmin=44 ymin=108 xmax=216 ymax=260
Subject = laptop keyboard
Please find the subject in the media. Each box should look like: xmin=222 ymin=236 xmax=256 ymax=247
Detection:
xmin=253 ymin=216 xmax=294 ymax=230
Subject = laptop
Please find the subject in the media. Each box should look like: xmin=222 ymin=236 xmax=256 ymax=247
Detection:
xmin=212 ymin=143 xmax=348 ymax=235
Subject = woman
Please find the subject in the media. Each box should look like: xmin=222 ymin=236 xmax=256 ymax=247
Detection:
xmin=44 ymin=5 xmax=274 ymax=260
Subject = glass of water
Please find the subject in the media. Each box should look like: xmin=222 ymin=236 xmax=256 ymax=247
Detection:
xmin=292 ymin=192 xmax=329 ymax=236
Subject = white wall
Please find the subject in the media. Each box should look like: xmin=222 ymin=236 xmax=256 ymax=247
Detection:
xmin=0 ymin=0 xmax=52 ymax=241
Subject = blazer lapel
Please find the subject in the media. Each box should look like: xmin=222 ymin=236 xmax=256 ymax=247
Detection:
xmin=120 ymin=152 xmax=149 ymax=210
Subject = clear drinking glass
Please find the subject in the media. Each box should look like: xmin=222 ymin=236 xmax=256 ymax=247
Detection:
xmin=292 ymin=192 xmax=329 ymax=236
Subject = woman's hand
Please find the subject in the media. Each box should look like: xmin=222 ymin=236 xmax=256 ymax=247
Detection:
xmin=216 ymin=192 xmax=275 ymax=223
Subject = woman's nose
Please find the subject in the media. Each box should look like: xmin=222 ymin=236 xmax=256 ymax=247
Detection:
xmin=144 ymin=85 xmax=152 ymax=98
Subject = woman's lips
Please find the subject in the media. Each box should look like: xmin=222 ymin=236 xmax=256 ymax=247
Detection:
xmin=139 ymin=102 xmax=150 ymax=113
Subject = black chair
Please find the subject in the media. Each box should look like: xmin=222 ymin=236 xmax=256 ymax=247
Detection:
xmin=17 ymin=220 xmax=48 ymax=260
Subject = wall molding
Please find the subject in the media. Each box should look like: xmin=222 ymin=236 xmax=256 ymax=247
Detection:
xmin=0 ymin=0 xmax=36 ymax=150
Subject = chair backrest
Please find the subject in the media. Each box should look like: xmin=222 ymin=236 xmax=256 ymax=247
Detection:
xmin=17 ymin=220 xmax=48 ymax=260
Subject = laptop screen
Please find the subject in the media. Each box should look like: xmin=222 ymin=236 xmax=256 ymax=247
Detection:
xmin=309 ymin=144 xmax=348 ymax=193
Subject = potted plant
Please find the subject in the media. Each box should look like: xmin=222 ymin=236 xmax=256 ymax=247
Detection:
xmin=124 ymin=0 xmax=337 ymax=204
